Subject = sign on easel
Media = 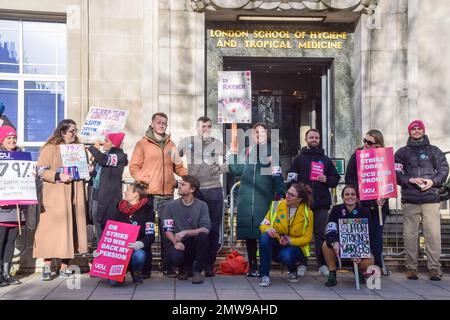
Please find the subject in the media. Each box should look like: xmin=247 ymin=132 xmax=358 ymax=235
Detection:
xmin=339 ymin=218 xmax=371 ymax=259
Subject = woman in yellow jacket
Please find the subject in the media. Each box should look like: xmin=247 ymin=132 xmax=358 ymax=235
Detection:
xmin=258 ymin=182 xmax=314 ymax=287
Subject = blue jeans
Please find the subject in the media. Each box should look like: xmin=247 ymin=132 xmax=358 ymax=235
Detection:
xmin=108 ymin=249 xmax=147 ymax=286
xmin=260 ymin=232 xmax=306 ymax=277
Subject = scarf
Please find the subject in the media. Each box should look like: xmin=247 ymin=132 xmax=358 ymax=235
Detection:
xmin=118 ymin=198 xmax=148 ymax=216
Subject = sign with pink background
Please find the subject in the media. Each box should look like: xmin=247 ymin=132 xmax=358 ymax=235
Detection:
xmin=90 ymin=220 xmax=140 ymax=282
xmin=356 ymin=147 xmax=398 ymax=201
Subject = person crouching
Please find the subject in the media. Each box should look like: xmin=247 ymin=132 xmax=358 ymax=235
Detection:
xmin=106 ymin=182 xmax=155 ymax=286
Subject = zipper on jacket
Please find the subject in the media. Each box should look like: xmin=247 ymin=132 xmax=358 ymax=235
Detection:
xmin=161 ymin=146 xmax=165 ymax=195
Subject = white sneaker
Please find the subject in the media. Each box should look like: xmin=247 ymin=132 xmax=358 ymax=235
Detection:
xmin=297 ymin=265 xmax=307 ymax=277
xmin=259 ymin=276 xmax=271 ymax=287
xmin=319 ymin=265 xmax=330 ymax=277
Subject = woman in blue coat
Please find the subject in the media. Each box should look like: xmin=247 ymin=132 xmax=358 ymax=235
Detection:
xmin=229 ymin=123 xmax=285 ymax=276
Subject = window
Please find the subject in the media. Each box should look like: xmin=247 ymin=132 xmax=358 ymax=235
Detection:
xmin=0 ymin=19 xmax=66 ymax=160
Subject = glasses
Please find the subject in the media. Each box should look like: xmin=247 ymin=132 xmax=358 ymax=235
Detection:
xmin=363 ymin=138 xmax=376 ymax=146
xmin=66 ymin=129 xmax=78 ymax=135
xmin=286 ymin=192 xmax=298 ymax=198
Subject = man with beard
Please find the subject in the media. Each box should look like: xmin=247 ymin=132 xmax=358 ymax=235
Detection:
xmin=395 ymin=120 xmax=448 ymax=281
xmin=287 ymin=129 xmax=340 ymax=277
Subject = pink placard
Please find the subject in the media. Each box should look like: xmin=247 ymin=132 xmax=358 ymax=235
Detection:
xmin=310 ymin=161 xmax=325 ymax=181
xmin=89 ymin=220 xmax=140 ymax=282
xmin=357 ymin=147 xmax=398 ymax=201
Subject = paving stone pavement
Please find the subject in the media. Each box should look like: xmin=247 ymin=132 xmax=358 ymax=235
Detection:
xmin=1 ymin=270 xmax=449 ymax=300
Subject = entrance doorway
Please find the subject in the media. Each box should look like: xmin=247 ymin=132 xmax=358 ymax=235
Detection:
xmin=222 ymin=56 xmax=333 ymax=177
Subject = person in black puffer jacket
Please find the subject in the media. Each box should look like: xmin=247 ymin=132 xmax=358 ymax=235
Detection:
xmin=105 ymin=182 xmax=155 ymax=286
xmin=88 ymin=132 xmax=128 ymax=245
xmin=394 ymin=120 xmax=449 ymax=281
xmin=345 ymin=129 xmax=389 ymax=270
xmin=287 ymin=129 xmax=340 ymax=276
xmin=322 ymin=185 xmax=375 ymax=287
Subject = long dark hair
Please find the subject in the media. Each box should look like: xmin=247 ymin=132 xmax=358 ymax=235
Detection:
xmin=252 ymin=122 xmax=270 ymax=143
xmin=341 ymin=185 xmax=360 ymax=205
xmin=43 ymin=119 xmax=79 ymax=147
xmin=290 ymin=182 xmax=313 ymax=208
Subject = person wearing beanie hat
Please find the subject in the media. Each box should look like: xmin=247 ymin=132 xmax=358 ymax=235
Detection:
xmin=88 ymin=132 xmax=128 ymax=246
xmin=0 ymin=125 xmax=26 ymax=286
xmin=395 ymin=120 xmax=449 ymax=281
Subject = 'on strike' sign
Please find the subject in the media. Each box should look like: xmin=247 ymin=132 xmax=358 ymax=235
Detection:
xmin=356 ymin=147 xmax=397 ymax=201
xmin=90 ymin=220 xmax=140 ymax=282
xmin=339 ymin=218 xmax=371 ymax=259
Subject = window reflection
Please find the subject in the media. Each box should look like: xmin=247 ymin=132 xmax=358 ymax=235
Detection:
xmin=0 ymin=20 xmax=20 ymax=73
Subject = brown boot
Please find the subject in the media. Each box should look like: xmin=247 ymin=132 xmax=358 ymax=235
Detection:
xmin=429 ymin=270 xmax=441 ymax=281
xmin=192 ymin=272 xmax=204 ymax=284
xmin=406 ymin=269 xmax=418 ymax=280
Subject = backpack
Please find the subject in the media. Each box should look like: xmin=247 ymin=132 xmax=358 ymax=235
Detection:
xmin=217 ymin=250 xmax=249 ymax=275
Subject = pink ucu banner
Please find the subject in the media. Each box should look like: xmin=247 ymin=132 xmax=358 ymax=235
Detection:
xmin=90 ymin=220 xmax=140 ymax=282
xmin=356 ymin=147 xmax=398 ymax=201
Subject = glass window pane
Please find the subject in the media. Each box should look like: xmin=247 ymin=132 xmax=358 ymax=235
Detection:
xmin=22 ymin=146 xmax=41 ymax=161
xmin=0 ymin=20 xmax=20 ymax=73
xmin=25 ymin=81 xmax=64 ymax=142
xmin=0 ymin=80 xmax=18 ymax=129
xmin=23 ymin=21 xmax=66 ymax=75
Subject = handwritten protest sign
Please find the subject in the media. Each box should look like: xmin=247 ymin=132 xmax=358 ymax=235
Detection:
xmin=339 ymin=218 xmax=371 ymax=259
xmin=90 ymin=220 xmax=140 ymax=282
xmin=218 ymin=71 xmax=252 ymax=123
xmin=79 ymin=107 xmax=129 ymax=142
xmin=0 ymin=151 xmax=37 ymax=206
xmin=310 ymin=161 xmax=324 ymax=181
xmin=356 ymin=147 xmax=397 ymax=201
xmin=59 ymin=144 xmax=89 ymax=180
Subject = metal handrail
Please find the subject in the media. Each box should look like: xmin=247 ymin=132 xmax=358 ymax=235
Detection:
xmin=229 ymin=181 xmax=241 ymax=250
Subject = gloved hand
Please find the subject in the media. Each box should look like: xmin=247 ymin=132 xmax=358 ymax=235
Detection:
xmin=128 ymin=241 xmax=144 ymax=251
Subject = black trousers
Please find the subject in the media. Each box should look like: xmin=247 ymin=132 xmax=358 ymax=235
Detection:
xmin=198 ymin=187 xmax=224 ymax=266
xmin=166 ymin=233 xmax=209 ymax=273
xmin=0 ymin=226 xmax=19 ymax=265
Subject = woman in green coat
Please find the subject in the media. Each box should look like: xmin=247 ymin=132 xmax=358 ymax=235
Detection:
xmin=229 ymin=123 xmax=285 ymax=276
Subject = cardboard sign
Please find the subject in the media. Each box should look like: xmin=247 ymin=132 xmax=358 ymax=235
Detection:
xmin=0 ymin=151 xmax=38 ymax=206
xmin=79 ymin=107 xmax=129 ymax=142
xmin=59 ymin=144 xmax=89 ymax=180
xmin=339 ymin=218 xmax=371 ymax=259
xmin=356 ymin=147 xmax=397 ymax=201
xmin=310 ymin=161 xmax=324 ymax=181
xmin=218 ymin=71 xmax=252 ymax=123
xmin=90 ymin=220 xmax=140 ymax=282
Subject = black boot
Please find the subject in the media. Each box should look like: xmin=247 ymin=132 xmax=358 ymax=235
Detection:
xmin=0 ymin=270 xmax=8 ymax=287
xmin=2 ymin=263 xmax=21 ymax=285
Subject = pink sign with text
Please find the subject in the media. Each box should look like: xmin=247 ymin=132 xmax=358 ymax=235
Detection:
xmin=310 ymin=161 xmax=325 ymax=181
xmin=356 ymin=147 xmax=398 ymax=201
xmin=89 ymin=220 xmax=140 ymax=282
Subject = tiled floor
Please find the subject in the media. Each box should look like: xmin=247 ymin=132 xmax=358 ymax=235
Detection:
xmin=1 ymin=270 xmax=449 ymax=300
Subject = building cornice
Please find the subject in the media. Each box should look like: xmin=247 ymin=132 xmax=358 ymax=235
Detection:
xmin=191 ymin=0 xmax=376 ymax=14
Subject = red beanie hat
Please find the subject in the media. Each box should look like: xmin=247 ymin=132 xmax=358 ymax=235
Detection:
xmin=408 ymin=120 xmax=425 ymax=133
xmin=106 ymin=132 xmax=125 ymax=147
xmin=0 ymin=125 xmax=17 ymax=143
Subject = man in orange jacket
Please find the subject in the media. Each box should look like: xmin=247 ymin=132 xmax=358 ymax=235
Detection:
xmin=130 ymin=112 xmax=188 ymax=277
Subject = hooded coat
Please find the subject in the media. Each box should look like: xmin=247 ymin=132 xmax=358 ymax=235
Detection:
xmin=229 ymin=143 xmax=285 ymax=240
xmin=129 ymin=128 xmax=187 ymax=196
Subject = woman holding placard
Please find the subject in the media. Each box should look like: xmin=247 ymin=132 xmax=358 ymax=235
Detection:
xmin=0 ymin=126 xmax=26 ymax=286
xmin=34 ymin=119 xmax=88 ymax=281
xmin=322 ymin=185 xmax=375 ymax=287
xmin=228 ymin=123 xmax=285 ymax=277
xmin=345 ymin=129 xmax=389 ymax=271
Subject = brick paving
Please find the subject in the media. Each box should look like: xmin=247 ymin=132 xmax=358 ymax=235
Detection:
xmin=1 ymin=270 xmax=450 ymax=300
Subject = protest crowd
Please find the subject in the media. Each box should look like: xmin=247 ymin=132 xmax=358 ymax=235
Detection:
xmin=0 ymin=107 xmax=449 ymax=288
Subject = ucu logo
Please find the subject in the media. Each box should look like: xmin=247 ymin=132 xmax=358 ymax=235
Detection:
xmin=94 ymin=263 xmax=107 ymax=271
xmin=0 ymin=152 xmax=11 ymax=159
xmin=363 ymin=188 xmax=375 ymax=194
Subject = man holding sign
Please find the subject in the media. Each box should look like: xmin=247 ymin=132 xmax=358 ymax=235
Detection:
xmin=395 ymin=120 xmax=449 ymax=281
xmin=322 ymin=185 xmax=375 ymax=287
xmin=287 ymin=129 xmax=340 ymax=277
